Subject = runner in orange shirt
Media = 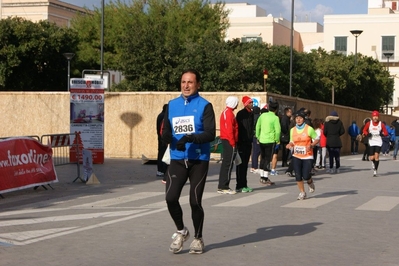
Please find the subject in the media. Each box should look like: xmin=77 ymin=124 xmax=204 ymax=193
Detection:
xmin=286 ymin=111 xmax=319 ymax=200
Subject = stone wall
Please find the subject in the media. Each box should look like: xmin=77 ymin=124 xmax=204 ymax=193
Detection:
xmin=0 ymin=91 xmax=395 ymax=159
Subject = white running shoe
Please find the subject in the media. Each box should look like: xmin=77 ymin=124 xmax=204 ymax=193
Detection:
xmin=373 ymin=170 xmax=377 ymax=177
xmin=297 ymin=192 xmax=307 ymax=200
xmin=308 ymin=181 xmax=315 ymax=193
xmin=250 ymin=168 xmax=259 ymax=174
xmin=189 ymin=238 xmax=204 ymax=254
xmin=217 ymin=189 xmax=237 ymax=195
xmin=169 ymin=227 xmax=190 ymax=254
xmin=270 ymin=170 xmax=278 ymax=176
xmin=156 ymin=171 xmax=165 ymax=177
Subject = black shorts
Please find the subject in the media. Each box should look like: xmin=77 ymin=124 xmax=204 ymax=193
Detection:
xmin=369 ymin=146 xmax=381 ymax=155
xmin=273 ymin=144 xmax=279 ymax=155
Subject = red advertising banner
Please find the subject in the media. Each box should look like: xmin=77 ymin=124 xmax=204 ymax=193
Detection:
xmin=0 ymin=138 xmax=58 ymax=194
xmin=70 ymin=78 xmax=105 ymax=164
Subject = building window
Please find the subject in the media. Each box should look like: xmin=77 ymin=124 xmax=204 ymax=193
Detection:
xmin=382 ymin=36 xmax=395 ymax=59
xmin=241 ymin=36 xmax=262 ymax=43
xmin=334 ymin=37 xmax=347 ymax=55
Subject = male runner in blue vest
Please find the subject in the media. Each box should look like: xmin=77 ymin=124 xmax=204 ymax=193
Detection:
xmin=162 ymin=69 xmax=216 ymax=254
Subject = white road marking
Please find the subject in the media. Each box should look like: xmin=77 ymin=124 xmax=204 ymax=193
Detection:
xmin=3 ymin=190 xmax=399 ymax=246
xmin=0 ymin=210 xmax=147 ymax=227
xmin=355 ymin=196 xmax=399 ymax=211
xmin=282 ymin=195 xmax=347 ymax=208
xmin=0 ymin=227 xmax=77 ymax=241
xmin=0 ymin=208 xmax=70 ymax=217
xmin=213 ymin=192 xmax=286 ymax=207
xmin=0 ymin=207 xmax=168 ymax=246
xmin=73 ymin=192 xmax=164 ymax=207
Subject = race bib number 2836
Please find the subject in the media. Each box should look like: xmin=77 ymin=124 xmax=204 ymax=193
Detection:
xmin=172 ymin=116 xmax=196 ymax=135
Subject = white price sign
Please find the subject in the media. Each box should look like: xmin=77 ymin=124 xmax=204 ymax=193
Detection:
xmin=71 ymin=93 xmax=104 ymax=103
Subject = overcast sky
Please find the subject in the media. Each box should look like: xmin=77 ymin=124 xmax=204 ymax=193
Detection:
xmin=63 ymin=0 xmax=369 ymax=25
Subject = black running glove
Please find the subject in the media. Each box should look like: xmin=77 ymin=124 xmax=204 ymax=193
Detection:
xmin=176 ymin=135 xmax=194 ymax=151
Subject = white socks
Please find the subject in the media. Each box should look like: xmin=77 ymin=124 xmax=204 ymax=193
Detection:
xmin=259 ymin=170 xmax=268 ymax=178
xmin=178 ymin=228 xmax=187 ymax=235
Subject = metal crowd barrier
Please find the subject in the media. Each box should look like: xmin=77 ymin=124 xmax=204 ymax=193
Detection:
xmin=40 ymin=132 xmax=82 ymax=183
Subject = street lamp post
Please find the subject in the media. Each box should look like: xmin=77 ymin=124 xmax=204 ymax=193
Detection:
xmin=383 ymin=52 xmax=394 ymax=71
xmin=350 ymin=30 xmax=363 ymax=65
xmin=101 ymin=0 xmax=104 ymax=79
xmin=63 ymin=53 xmax=75 ymax=91
xmin=263 ymin=69 xmax=268 ymax=102
xmin=289 ymin=0 xmax=294 ymax=96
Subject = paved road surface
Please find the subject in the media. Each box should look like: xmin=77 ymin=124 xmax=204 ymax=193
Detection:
xmin=0 ymin=155 xmax=399 ymax=266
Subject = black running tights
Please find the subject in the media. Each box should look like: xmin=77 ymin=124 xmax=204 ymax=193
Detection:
xmin=165 ymin=159 xmax=209 ymax=239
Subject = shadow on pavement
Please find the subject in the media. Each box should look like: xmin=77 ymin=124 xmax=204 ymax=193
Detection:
xmin=206 ymin=222 xmax=323 ymax=252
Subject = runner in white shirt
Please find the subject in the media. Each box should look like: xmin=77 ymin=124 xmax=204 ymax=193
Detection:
xmin=362 ymin=110 xmax=388 ymax=177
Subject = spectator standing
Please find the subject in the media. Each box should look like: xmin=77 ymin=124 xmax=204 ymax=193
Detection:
xmin=256 ymin=101 xmax=280 ymax=185
xmin=156 ymin=104 xmax=168 ymax=181
xmin=235 ymin=96 xmax=254 ymax=193
xmin=280 ymin=107 xmax=293 ymax=167
xmin=217 ymin=96 xmax=239 ymax=194
xmin=381 ymin=121 xmax=391 ymax=156
xmin=319 ymin=119 xmax=327 ymax=169
xmin=250 ymin=106 xmax=261 ymax=173
xmin=303 ymin=108 xmax=313 ymax=127
xmin=162 ymin=69 xmax=216 ymax=254
xmin=362 ymin=111 xmax=388 ymax=176
xmin=348 ymin=120 xmax=361 ymax=155
xmin=391 ymin=118 xmax=399 ymax=160
xmin=323 ymin=111 xmax=345 ymax=173
xmin=270 ymin=104 xmax=281 ymax=175
xmin=389 ymin=125 xmax=396 ymax=151
xmin=313 ymin=119 xmax=323 ymax=169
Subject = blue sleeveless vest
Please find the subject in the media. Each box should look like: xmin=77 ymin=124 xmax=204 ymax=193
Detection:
xmin=168 ymin=93 xmax=211 ymax=161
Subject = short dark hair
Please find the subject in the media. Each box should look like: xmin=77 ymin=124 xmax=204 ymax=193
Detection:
xmin=162 ymin=104 xmax=168 ymax=112
xmin=181 ymin=69 xmax=201 ymax=83
xmin=269 ymin=101 xmax=279 ymax=112
xmin=284 ymin=107 xmax=292 ymax=113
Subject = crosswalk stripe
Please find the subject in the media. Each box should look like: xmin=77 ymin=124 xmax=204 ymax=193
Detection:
xmin=0 ymin=227 xmax=77 ymax=242
xmin=0 ymin=210 xmax=147 ymax=227
xmin=355 ymin=196 xmax=399 ymax=211
xmin=73 ymin=192 xmax=164 ymax=208
xmin=144 ymin=192 xmax=220 ymax=208
xmin=282 ymin=195 xmax=346 ymax=208
xmin=213 ymin=193 xmax=286 ymax=207
xmin=0 ymin=208 xmax=168 ymax=246
xmin=0 ymin=208 xmax=67 ymax=217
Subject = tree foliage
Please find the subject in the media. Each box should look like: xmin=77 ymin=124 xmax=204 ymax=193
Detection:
xmin=0 ymin=1 xmax=393 ymax=111
xmin=0 ymin=17 xmax=78 ymax=91
xmin=312 ymin=49 xmax=393 ymax=110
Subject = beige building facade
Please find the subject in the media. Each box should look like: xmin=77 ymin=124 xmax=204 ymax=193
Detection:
xmin=0 ymin=0 xmax=86 ymax=27
xmin=323 ymin=0 xmax=399 ymax=113
xmin=224 ymin=3 xmax=305 ymax=51
xmin=224 ymin=1 xmax=399 ymax=115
